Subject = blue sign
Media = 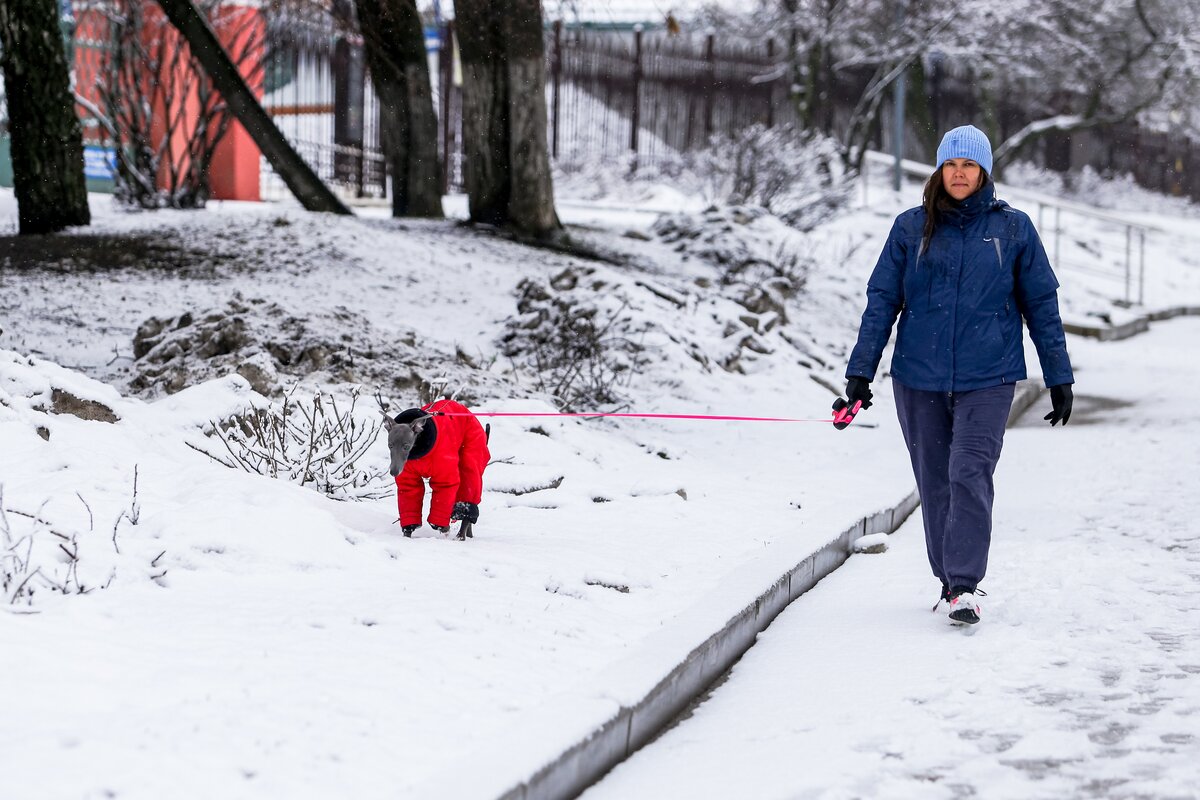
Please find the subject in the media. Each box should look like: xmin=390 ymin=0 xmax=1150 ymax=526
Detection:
xmin=83 ymin=146 xmax=117 ymax=180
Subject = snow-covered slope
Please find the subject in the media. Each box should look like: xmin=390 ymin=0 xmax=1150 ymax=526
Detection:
xmin=1 ymin=161 xmax=1197 ymax=798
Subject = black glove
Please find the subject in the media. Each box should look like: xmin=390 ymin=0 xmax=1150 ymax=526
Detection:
xmin=1044 ymin=384 xmax=1073 ymax=426
xmin=845 ymin=376 xmax=873 ymax=410
xmin=451 ymin=501 xmax=480 ymax=524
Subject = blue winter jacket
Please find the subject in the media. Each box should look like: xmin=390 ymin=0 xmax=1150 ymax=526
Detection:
xmin=847 ymin=182 xmax=1074 ymax=392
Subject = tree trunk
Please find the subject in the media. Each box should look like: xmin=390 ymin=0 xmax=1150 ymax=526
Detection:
xmin=0 ymin=0 xmax=91 ymax=234
xmin=456 ymin=0 xmax=559 ymax=236
xmin=152 ymin=0 xmax=351 ymax=215
xmin=906 ymin=58 xmax=938 ymax=159
xmin=503 ymin=0 xmax=557 ymax=234
xmin=456 ymin=0 xmax=509 ymax=225
xmin=354 ymin=0 xmax=442 ymax=217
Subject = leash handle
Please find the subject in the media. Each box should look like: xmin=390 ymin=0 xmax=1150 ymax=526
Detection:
xmin=831 ymin=398 xmax=863 ymax=430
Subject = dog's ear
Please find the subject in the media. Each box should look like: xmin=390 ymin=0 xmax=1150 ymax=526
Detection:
xmin=410 ymin=411 xmax=433 ymax=434
xmin=381 ymin=410 xmax=396 ymax=431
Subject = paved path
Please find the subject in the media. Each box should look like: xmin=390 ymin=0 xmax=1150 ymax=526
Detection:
xmin=584 ymin=319 xmax=1200 ymax=800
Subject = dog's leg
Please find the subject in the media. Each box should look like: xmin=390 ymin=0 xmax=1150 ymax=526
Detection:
xmin=456 ymin=520 xmax=473 ymax=541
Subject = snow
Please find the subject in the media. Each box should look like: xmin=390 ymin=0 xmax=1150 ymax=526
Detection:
xmin=582 ymin=318 xmax=1200 ymax=800
xmin=541 ymin=1 xmax=738 ymax=26
xmin=2 ymin=153 xmax=1199 ymax=798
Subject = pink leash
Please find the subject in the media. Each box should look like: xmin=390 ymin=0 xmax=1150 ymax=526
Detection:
xmin=431 ymin=410 xmax=846 ymax=425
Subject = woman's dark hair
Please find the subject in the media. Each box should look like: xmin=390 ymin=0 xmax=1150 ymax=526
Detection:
xmin=921 ymin=166 xmax=990 ymax=246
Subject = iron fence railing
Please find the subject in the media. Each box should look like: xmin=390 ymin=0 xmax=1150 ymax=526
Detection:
xmin=864 ymin=151 xmax=1156 ymax=307
xmin=548 ymin=24 xmax=788 ymax=167
xmin=255 ymin=17 xmax=789 ymax=198
xmin=261 ymin=3 xmax=386 ymax=200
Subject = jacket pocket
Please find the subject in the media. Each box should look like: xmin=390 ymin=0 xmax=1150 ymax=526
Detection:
xmin=968 ymin=311 xmax=1007 ymax=377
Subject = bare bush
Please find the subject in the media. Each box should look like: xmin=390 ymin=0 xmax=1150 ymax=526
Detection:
xmin=190 ymin=388 xmax=391 ymax=500
xmin=2 ymin=480 xmax=156 ymax=607
xmin=552 ymin=126 xmax=853 ymax=233
xmin=0 ymin=488 xmax=41 ymax=605
xmin=697 ymin=125 xmax=852 ymax=231
xmin=500 ymin=269 xmax=650 ymax=412
xmin=74 ymin=0 xmax=264 ymax=209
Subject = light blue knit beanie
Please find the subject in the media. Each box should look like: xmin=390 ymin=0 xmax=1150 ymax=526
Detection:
xmin=936 ymin=125 xmax=993 ymax=174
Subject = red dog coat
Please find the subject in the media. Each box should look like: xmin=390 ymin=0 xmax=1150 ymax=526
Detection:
xmin=394 ymin=399 xmax=489 ymax=528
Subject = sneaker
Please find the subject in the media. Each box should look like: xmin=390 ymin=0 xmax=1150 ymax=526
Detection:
xmin=947 ymin=587 xmax=982 ymax=625
xmin=430 ymin=524 xmax=450 ymax=534
xmin=931 ymin=583 xmax=952 ymax=612
xmin=402 ymin=524 xmax=420 ymax=537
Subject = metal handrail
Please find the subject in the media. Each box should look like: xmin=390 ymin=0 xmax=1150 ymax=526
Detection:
xmin=862 ymin=151 xmax=1156 ymax=306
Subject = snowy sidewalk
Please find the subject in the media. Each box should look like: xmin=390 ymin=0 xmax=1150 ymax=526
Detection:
xmin=583 ymin=319 xmax=1200 ymax=800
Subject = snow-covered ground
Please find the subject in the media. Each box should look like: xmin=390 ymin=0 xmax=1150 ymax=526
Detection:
xmin=584 ymin=318 xmax=1200 ymax=800
xmin=1 ymin=156 xmax=1198 ymax=799
xmin=1 ymin=183 xmax=904 ymax=798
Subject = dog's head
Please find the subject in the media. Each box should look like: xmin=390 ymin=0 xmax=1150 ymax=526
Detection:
xmin=382 ymin=410 xmax=433 ymax=477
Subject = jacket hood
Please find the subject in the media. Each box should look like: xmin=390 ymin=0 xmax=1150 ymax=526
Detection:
xmin=393 ymin=407 xmax=438 ymax=459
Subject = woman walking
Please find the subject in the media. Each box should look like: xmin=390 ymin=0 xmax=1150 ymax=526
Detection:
xmin=844 ymin=124 xmax=1074 ymax=625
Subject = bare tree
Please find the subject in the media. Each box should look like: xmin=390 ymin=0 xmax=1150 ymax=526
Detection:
xmin=732 ymin=0 xmax=1200 ymax=172
xmin=455 ymin=0 xmax=559 ymax=237
xmin=352 ymin=0 xmax=442 ymax=217
xmin=152 ymin=0 xmax=351 ymax=214
xmin=969 ymin=0 xmax=1200 ymax=169
xmin=703 ymin=0 xmax=954 ymax=170
xmin=782 ymin=0 xmax=957 ymax=169
xmin=0 ymin=0 xmax=91 ymax=234
xmin=75 ymin=0 xmax=263 ymax=209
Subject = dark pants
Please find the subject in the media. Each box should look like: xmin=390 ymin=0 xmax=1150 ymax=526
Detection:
xmin=892 ymin=379 xmax=1015 ymax=591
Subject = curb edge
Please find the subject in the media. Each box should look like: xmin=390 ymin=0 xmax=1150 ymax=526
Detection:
xmin=1065 ymin=305 xmax=1200 ymax=341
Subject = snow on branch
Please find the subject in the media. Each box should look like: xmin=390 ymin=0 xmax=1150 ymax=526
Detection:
xmin=190 ymin=388 xmax=391 ymax=501
xmin=2 ymin=479 xmax=160 ymax=608
xmin=992 ymin=115 xmax=1087 ymax=166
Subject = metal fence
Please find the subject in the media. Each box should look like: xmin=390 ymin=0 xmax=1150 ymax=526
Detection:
xmin=547 ymin=24 xmax=789 ymax=168
xmin=56 ymin=5 xmax=1195 ymax=206
xmin=866 ymin=151 xmax=1153 ymax=307
xmin=260 ymin=3 xmax=387 ymax=200
xmin=256 ymin=18 xmax=788 ymax=198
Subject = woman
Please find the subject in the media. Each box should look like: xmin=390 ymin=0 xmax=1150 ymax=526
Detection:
xmin=844 ymin=124 xmax=1074 ymax=626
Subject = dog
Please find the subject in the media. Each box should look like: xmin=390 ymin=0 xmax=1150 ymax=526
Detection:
xmin=382 ymin=399 xmax=490 ymax=540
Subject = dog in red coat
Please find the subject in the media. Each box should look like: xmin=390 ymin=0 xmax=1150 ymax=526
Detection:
xmin=382 ymin=399 xmax=490 ymax=540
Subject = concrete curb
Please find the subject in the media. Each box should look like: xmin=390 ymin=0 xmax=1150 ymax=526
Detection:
xmin=493 ymin=381 xmax=1044 ymax=800
xmin=1146 ymin=306 xmax=1200 ymax=322
xmin=1064 ymin=305 xmax=1200 ymax=341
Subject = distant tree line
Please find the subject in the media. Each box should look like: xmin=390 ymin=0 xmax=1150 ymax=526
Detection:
xmin=707 ymin=0 xmax=1200 ymax=172
xmin=3 ymin=0 xmax=1196 ymax=236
